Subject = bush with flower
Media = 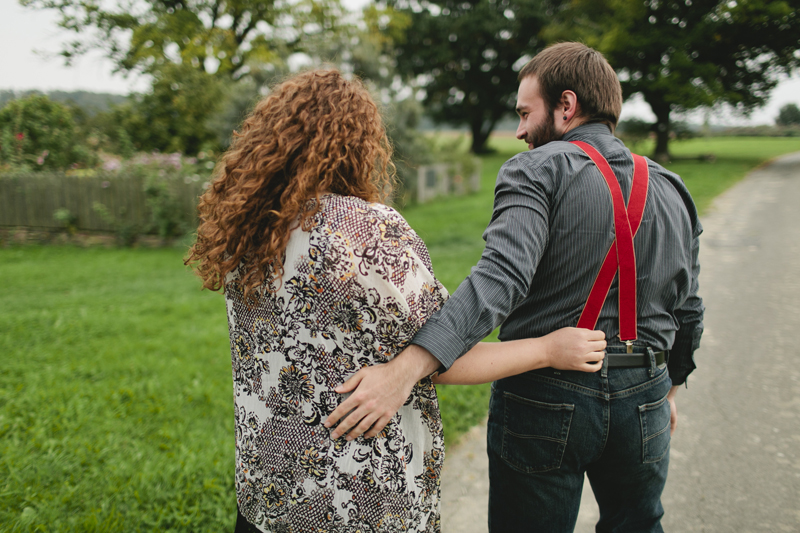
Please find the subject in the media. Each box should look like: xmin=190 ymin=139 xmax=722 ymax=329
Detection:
xmin=0 ymin=94 xmax=96 ymax=171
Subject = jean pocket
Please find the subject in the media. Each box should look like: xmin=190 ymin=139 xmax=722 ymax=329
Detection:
xmin=500 ymin=392 xmax=574 ymax=474
xmin=639 ymin=393 xmax=671 ymax=463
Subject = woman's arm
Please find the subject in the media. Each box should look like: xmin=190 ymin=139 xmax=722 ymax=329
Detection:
xmin=433 ymin=327 xmax=606 ymax=385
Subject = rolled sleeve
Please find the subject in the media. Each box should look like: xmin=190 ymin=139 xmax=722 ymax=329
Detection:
xmin=411 ymin=317 xmax=469 ymax=370
xmin=668 ymin=222 xmax=704 ymax=385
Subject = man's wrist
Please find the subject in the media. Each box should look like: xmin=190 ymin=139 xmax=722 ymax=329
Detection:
xmin=395 ymin=343 xmax=441 ymax=382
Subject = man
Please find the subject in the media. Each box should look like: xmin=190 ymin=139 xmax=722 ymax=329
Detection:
xmin=326 ymin=42 xmax=703 ymax=532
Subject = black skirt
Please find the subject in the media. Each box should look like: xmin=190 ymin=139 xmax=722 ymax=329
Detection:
xmin=234 ymin=507 xmax=261 ymax=533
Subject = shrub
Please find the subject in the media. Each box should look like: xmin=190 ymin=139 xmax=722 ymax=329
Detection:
xmin=52 ymin=208 xmax=78 ymax=235
xmin=776 ymin=103 xmax=800 ymax=127
xmin=616 ymin=118 xmax=653 ymax=151
xmin=105 ymin=152 xmax=207 ymax=240
xmin=0 ymin=94 xmax=95 ymax=171
xmin=92 ymin=201 xmax=140 ymax=247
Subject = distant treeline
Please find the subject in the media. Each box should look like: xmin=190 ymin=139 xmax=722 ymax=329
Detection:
xmin=0 ymin=90 xmax=127 ymax=115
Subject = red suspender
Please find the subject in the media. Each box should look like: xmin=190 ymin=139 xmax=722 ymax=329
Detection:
xmin=570 ymin=141 xmax=649 ymax=342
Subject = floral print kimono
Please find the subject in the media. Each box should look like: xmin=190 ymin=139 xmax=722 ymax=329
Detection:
xmin=225 ymin=194 xmax=449 ymax=532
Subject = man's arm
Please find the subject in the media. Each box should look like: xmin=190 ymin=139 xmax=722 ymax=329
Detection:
xmin=666 ymin=210 xmax=703 ymax=436
xmin=667 ymin=385 xmax=680 ymax=435
xmin=325 ymin=157 xmax=554 ymax=439
xmin=668 ymin=221 xmax=704 ymax=386
xmin=412 ymin=171 xmax=553 ymax=367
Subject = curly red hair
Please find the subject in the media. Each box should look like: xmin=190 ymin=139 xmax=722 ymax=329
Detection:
xmin=186 ymin=69 xmax=396 ymax=300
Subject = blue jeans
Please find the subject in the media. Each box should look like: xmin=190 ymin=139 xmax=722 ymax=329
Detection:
xmin=487 ymin=349 xmax=672 ymax=533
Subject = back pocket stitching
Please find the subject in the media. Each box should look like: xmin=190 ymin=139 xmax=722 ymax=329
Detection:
xmin=500 ymin=392 xmax=574 ymax=473
xmin=639 ymin=394 xmax=670 ymax=463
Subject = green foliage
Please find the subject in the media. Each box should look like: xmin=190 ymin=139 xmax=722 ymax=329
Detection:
xmin=549 ymin=0 xmax=800 ymax=159
xmin=22 ymin=0 xmax=353 ymax=159
xmin=776 ymin=103 xmax=800 ymax=126
xmin=144 ymin=175 xmax=189 ymax=241
xmin=717 ymin=124 xmax=800 ymax=137
xmin=616 ymin=118 xmax=653 ymax=151
xmin=0 ymin=90 xmax=126 ymax=115
xmin=670 ymin=120 xmax=697 ymax=141
xmin=422 ymin=134 xmax=481 ymax=190
xmin=206 ymin=79 xmax=261 ymax=150
xmin=385 ymin=97 xmax=438 ymax=195
xmin=0 ymin=94 xmax=94 ymax=170
xmin=0 ymin=89 xmax=15 ymax=108
xmin=104 ymin=151 xmax=206 ymax=241
xmin=46 ymin=90 xmax=128 ymax=114
xmin=388 ymin=0 xmax=555 ymax=153
xmin=23 ymin=0 xmax=348 ymax=80
xmin=53 ymin=208 xmax=79 ymax=235
xmin=116 ymin=64 xmax=225 ymax=155
xmin=93 ymin=201 xmax=141 ymax=247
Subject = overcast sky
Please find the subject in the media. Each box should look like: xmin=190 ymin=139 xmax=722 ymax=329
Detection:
xmin=2 ymin=0 xmax=799 ymax=125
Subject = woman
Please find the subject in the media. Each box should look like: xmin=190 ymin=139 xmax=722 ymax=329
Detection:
xmin=186 ymin=69 xmax=605 ymax=533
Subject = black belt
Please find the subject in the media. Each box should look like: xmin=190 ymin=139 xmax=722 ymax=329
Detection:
xmin=606 ymin=350 xmax=666 ymax=368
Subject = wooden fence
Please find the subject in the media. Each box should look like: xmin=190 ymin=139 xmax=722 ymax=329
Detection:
xmin=1 ymin=162 xmax=480 ymax=234
xmin=414 ymin=161 xmax=481 ymax=204
xmin=0 ymin=172 xmax=205 ymax=233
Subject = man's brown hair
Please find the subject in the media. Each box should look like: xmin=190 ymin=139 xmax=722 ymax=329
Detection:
xmin=518 ymin=42 xmax=622 ymax=131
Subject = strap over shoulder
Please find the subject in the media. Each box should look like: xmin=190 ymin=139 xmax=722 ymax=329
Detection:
xmin=570 ymin=141 xmax=649 ymax=342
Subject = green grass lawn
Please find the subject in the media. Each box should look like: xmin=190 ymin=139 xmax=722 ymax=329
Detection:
xmin=0 ymin=246 xmax=233 ymax=532
xmin=1 ymin=136 xmax=798 ymax=531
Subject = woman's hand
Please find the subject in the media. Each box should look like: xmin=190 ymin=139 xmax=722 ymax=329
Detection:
xmin=542 ymin=327 xmax=606 ymax=372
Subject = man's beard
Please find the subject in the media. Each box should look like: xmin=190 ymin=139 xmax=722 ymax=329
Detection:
xmin=526 ymin=113 xmax=559 ymax=149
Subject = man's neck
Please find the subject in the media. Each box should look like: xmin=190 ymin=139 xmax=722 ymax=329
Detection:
xmin=560 ymin=116 xmax=590 ymax=136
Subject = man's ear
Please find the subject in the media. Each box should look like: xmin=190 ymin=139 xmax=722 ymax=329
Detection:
xmin=560 ymin=90 xmax=580 ymax=122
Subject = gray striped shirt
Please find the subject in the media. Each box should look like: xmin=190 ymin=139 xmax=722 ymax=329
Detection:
xmin=412 ymin=123 xmax=703 ymax=385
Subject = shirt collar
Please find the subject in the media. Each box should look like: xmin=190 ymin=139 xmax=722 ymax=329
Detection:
xmin=562 ymin=122 xmax=613 ymax=142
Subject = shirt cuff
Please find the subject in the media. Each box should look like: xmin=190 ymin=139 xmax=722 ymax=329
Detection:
xmin=411 ymin=318 xmax=468 ymax=371
xmin=667 ymin=335 xmax=698 ymax=386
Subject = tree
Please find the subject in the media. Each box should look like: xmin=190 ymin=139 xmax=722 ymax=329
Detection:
xmin=776 ymin=103 xmax=800 ymax=126
xmin=22 ymin=0 xmax=347 ymax=80
xmin=0 ymin=94 xmax=91 ymax=170
xmin=386 ymin=0 xmax=557 ymax=153
xmin=549 ymin=0 xmax=800 ymax=160
xmin=23 ymin=0 xmax=351 ymax=156
xmin=112 ymin=64 xmax=225 ymax=154
xmin=616 ymin=118 xmax=653 ymax=151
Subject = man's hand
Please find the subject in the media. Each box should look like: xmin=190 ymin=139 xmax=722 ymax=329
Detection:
xmin=324 ymin=344 xmax=440 ymax=441
xmin=667 ymin=385 xmax=679 ymax=435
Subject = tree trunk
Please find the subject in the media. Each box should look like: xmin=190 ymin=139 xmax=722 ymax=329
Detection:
xmin=650 ymin=101 xmax=672 ymax=164
xmin=470 ymin=115 xmax=497 ymax=154
xmin=470 ymin=126 xmax=491 ymax=154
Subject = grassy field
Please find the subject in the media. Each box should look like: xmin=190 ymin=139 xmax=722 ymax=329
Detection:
xmin=1 ymin=136 xmax=798 ymax=531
